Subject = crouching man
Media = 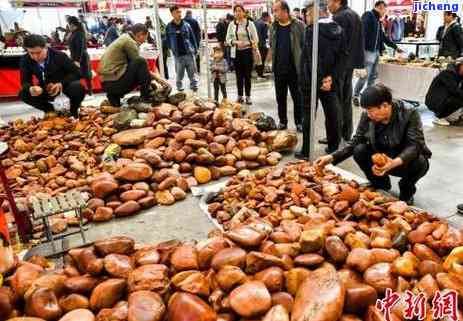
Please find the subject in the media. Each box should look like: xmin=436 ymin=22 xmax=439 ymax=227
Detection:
xmin=316 ymin=85 xmax=432 ymax=205
xmin=426 ymin=57 xmax=463 ymax=126
xmin=19 ymin=34 xmax=85 ymax=118
xmin=99 ymin=23 xmax=154 ymax=107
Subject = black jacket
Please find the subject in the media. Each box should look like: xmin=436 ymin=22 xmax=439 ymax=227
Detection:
xmin=184 ymin=16 xmax=201 ymax=48
xmin=216 ymin=21 xmax=227 ymax=43
xmin=332 ymin=5 xmax=365 ymax=70
xmin=255 ymin=18 xmax=268 ymax=48
xmin=425 ymin=64 xmax=463 ymax=117
xmin=332 ymin=101 xmax=432 ymax=165
xmin=362 ymin=10 xmax=398 ymax=52
xmin=19 ymin=48 xmax=81 ymax=92
xmin=436 ymin=22 xmax=463 ymax=58
xmin=68 ymin=31 xmax=88 ymax=62
xmin=300 ymin=18 xmax=345 ymax=94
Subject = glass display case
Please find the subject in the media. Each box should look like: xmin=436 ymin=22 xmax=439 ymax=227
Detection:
xmin=394 ymin=40 xmax=440 ymax=59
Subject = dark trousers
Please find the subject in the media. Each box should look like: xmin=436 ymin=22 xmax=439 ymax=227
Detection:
xmin=301 ymin=90 xmax=342 ymax=155
xmin=196 ymin=54 xmax=201 ymax=73
xmin=214 ymin=78 xmax=227 ymax=101
xmin=234 ymin=48 xmax=253 ymax=97
xmin=256 ymin=46 xmax=268 ymax=77
xmin=79 ymin=52 xmax=93 ymax=94
xmin=222 ymin=43 xmax=233 ymax=71
xmin=162 ymin=49 xmax=169 ymax=79
xmin=274 ymin=72 xmax=303 ymax=127
xmin=353 ymin=144 xmax=429 ymax=201
xmin=102 ymin=57 xmax=151 ymax=107
xmin=436 ymin=96 xmax=462 ymax=118
xmin=19 ymin=80 xmax=85 ymax=117
xmin=336 ymin=68 xmax=354 ymax=141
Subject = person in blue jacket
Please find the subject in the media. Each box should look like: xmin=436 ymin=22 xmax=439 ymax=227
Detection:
xmin=353 ymin=0 xmax=402 ymax=105
xmin=166 ymin=6 xmax=199 ymax=93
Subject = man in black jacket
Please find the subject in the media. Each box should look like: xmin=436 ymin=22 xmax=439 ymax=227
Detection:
xmin=426 ymin=58 xmax=463 ymax=126
xmin=436 ymin=11 xmax=463 ymax=59
xmin=270 ymin=0 xmax=305 ymax=131
xmin=255 ymin=12 xmax=271 ymax=78
xmin=327 ymin=0 xmax=365 ymax=142
xmin=185 ymin=10 xmax=202 ymax=73
xmin=316 ymin=85 xmax=431 ymax=204
xmin=296 ymin=0 xmax=344 ymax=157
xmin=19 ymin=34 xmax=85 ymax=118
xmin=353 ymin=1 xmax=402 ymax=104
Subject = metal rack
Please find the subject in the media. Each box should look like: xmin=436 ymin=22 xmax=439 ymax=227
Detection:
xmin=30 ymin=190 xmax=88 ymax=256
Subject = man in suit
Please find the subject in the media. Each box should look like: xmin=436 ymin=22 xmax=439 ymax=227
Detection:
xmin=19 ymin=34 xmax=85 ymax=118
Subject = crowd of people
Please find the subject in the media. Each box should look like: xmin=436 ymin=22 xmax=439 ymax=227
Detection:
xmin=14 ymin=0 xmax=463 ymax=205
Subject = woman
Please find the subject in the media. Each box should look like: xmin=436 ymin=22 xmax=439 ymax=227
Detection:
xmin=68 ymin=16 xmax=93 ymax=95
xmin=226 ymin=4 xmax=259 ymax=106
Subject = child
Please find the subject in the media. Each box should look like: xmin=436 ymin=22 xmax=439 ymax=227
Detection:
xmin=211 ymin=46 xmax=228 ymax=102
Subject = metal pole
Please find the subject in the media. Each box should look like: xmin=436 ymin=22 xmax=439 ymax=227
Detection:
xmin=308 ymin=0 xmax=319 ymax=160
xmin=152 ymin=0 xmax=165 ymax=78
xmin=202 ymin=0 xmax=212 ymax=98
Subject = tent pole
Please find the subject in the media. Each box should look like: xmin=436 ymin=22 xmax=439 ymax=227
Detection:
xmin=152 ymin=0 xmax=165 ymax=78
xmin=309 ymin=0 xmax=319 ymax=160
xmin=202 ymin=0 xmax=212 ymax=98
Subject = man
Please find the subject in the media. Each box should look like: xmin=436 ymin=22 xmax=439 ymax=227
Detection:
xmin=216 ymin=17 xmax=227 ymax=50
xmin=327 ymin=0 xmax=365 ymax=142
xmin=254 ymin=12 xmax=271 ymax=78
xmin=104 ymin=18 xmax=119 ymax=46
xmin=353 ymin=1 xmax=402 ymax=105
xmin=184 ymin=10 xmax=202 ymax=73
xmin=19 ymin=34 xmax=85 ymax=118
xmin=436 ymin=11 xmax=463 ymax=59
xmin=166 ymin=6 xmax=199 ymax=93
xmin=296 ymin=0 xmax=344 ymax=158
xmin=270 ymin=0 xmax=305 ymax=131
xmin=293 ymin=7 xmax=303 ymax=22
xmin=316 ymin=85 xmax=431 ymax=205
xmin=426 ymin=57 xmax=463 ymax=126
xmin=99 ymin=23 xmax=154 ymax=107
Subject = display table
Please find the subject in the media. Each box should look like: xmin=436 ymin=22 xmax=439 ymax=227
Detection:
xmin=377 ymin=63 xmax=440 ymax=103
xmin=0 ymin=48 xmax=159 ymax=98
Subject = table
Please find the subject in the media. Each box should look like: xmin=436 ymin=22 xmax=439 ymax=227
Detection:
xmin=377 ymin=63 xmax=440 ymax=103
xmin=0 ymin=48 xmax=159 ymax=98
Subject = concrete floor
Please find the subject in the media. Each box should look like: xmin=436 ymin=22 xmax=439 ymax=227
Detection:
xmin=2 ymin=59 xmax=463 ymax=247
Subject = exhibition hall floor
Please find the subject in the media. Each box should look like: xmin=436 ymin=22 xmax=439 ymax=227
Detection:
xmin=1 ymin=62 xmax=462 ymax=245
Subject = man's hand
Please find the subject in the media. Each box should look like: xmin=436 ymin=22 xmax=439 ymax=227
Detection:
xmin=74 ymin=61 xmax=80 ymax=67
xmin=372 ymin=157 xmax=403 ymax=176
xmin=47 ymin=83 xmax=63 ymax=97
xmin=320 ymin=76 xmax=332 ymax=92
xmin=29 ymin=86 xmax=43 ymax=97
xmin=315 ymin=155 xmax=334 ymax=168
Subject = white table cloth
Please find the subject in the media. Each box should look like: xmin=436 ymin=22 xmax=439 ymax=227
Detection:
xmin=377 ymin=63 xmax=440 ymax=103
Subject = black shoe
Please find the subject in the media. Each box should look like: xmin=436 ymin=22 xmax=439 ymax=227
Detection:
xmin=278 ymin=123 xmax=287 ymax=130
xmin=295 ymin=151 xmax=309 ymax=160
xmin=108 ymin=97 xmax=121 ymax=107
xmin=353 ymin=96 xmax=360 ymax=107
xmin=457 ymin=204 xmax=463 ymax=214
xmin=245 ymin=97 xmax=252 ymax=105
xmin=237 ymin=97 xmax=244 ymax=104
xmin=404 ymin=197 xmax=414 ymax=206
xmin=318 ymin=138 xmax=328 ymax=145
xmin=296 ymin=124 xmax=303 ymax=132
xmin=325 ymin=146 xmax=338 ymax=154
